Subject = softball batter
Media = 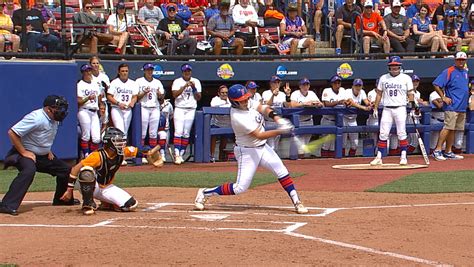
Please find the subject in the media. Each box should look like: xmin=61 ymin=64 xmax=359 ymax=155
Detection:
xmin=171 ymin=64 xmax=202 ymax=164
xmin=136 ymin=63 xmax=164 ymax=149
xmin=77 ymin=64 xmax=103 ymax=158
xmin=194 ymin=84 xmax=308 ymax=214
xmin=371 ymin=56 xmax=415 ymax=166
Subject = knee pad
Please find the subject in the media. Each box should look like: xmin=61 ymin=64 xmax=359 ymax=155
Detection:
xmin=78 ymin=166 xmax=96 ymax=183
xmin=120 ymin=197 xmax=138 ymax=212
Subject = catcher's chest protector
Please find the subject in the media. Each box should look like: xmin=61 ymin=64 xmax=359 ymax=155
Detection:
xmin=96 ymin=149 xmax=123 ymax=186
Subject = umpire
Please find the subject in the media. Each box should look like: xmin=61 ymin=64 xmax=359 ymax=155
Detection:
xmin=0 ymin=95 xmax=78 ymax=216
xmin=432 ymin=52 xmax=469 ymax=161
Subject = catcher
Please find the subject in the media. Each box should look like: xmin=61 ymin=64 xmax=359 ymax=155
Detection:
xmin=60 ymin=127 xmax=163 ymax=215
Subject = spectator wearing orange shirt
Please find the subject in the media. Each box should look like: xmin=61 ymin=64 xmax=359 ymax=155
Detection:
xmin=356 ymin=0 xmax=390 ymax=54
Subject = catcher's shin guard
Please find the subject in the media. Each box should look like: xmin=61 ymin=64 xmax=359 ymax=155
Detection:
xmin=78 ymin=166 xmax=97 ymax=215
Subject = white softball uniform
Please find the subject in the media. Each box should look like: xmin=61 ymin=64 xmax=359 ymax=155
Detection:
xmin=321 ymin=87 xmax=346 ymax=150
xmin=406 ymin=90 xmax=422 ymax=147
xmin=248 ymin=92 xmax=262 ymax=107
xmin=172 ymin=77 xmax=202 ymax=156
xmin=158 ymin=100 xmax=174 ymax=159
xmin=429 ymin=91 xmax=444 ymax=150
xmin=229 ymin=102 xmax=294 ymax=200
xmin=377 ymin=73 xmax=414 ymax=141
xmin=366 ymin=89 xmax=380 ymax=143
xmin=290 ymin=90 xmax=319 ymax=146
xmin=93 ymin=182 xmax=133 ymax=207
xmin=343 ymin=89 xmax=367 ymax=150
xmin=262 ymin=90 xmax=287 ymax=151
xmin=210 ymin=96 xmax=231 ymax=128
xmin=108 ymin=78 xmax=139 ymax=136
xmin=77 ymin=80 xmax=101 ymax=144
xmin=92 ymin=72 xmax=111 ymax=124
xmin=136 ymin=77 xmax=164 ymax=139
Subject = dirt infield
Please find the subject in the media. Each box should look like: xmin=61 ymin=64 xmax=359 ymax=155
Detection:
xmin=1 ymin=155 xmax=474 ymax=266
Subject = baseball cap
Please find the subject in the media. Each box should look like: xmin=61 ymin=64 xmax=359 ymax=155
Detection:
xmin=446 ymin=9 xmax=455 ymax=17
xmin=392 ymin=0 xmax=401 ymax=7
xmin=228 ymin=84 xmax=252 ymax=101
xmin=412 ymin=74 xmax=420 ymax=81
xmin=388 ymin=56 xmax=402 ymax=65
xmin=167 ymin=3 xmax=177 ymax=11
xmin=270 ymin=75 xmax=281 ymax=83
xmin=288 ymin=3 xmax=298 ymax=11
xmin=142 ymin=63 xmax=154 ymax=70
xmin=246 ymin=81 xmax=259 ymax=89
xmin=353 ymin=78 xmax=363 ymax=86
xmin=455 ymin=51 xmax=467 ymax=60
xmin=116 ymin=2 xmax=125 ymax=9
xmin=80 ymin=64 xmax=93 ymax=72
xmin=364 ymin=0 xmax=373 ymax=7
xmin=181 ymin=63 xmax=192 ymax=72
xmin=330 ymin=75 xmax=342 ymax=83
xmin=300 ymin=77 xmax=310 ymax=85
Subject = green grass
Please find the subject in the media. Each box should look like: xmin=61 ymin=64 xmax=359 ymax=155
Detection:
xmin=0 ymin=170 xmax=302 ymax=193
xmin=367 ymin=170 xmax=474 ymax=193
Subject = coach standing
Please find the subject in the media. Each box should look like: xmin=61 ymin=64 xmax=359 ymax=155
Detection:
xmin=0 ymin=95 xmax=77 ymax=216
xmin=432 ymin=52 xmax=469 ymax=161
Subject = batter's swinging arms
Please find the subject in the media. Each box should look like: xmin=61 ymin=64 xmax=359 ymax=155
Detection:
xmin=194 ymin=84 xmax=308 ymax=214
xmin=371 ymin=56 xmax=416 ymax=166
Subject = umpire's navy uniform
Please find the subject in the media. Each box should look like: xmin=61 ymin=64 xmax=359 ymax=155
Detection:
xmin=0 ymin=96 xmax=74 ymax=216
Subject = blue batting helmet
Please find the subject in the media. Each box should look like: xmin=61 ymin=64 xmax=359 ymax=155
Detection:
xmin=388 ymin=56 xmax=402 ymax=66
xmin=228 ymin=84 xmax=251 ymax=108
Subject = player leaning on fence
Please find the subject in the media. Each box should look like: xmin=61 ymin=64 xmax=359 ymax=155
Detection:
xmin=432 ymin=52 xmax=470 ymax=161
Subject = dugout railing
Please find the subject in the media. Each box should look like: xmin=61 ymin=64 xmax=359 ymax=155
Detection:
xmin=194 ymin=106 xmax=474 ymax=163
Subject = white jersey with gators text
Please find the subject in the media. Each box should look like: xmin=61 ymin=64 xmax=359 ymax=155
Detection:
xmin=77 ymin=80 xmax=101 ymax=110
xmin=172 ymin=77 xmax=202 ymax=109
xmin=322 ymin=87 xmax=346 ymax=120
xmin=290 ymin=90 xmax=320 ymax=121
xmin=136 ymin=77 xmax=165 ymax=108
xmin=344 ymin=88 xmax=367 ymax=120
xmin=91 ymin=72 xmax=110 ymax=102
xmin=377 ymin=73 xmax=414 ymax=107
xmin=108 ymin=78 xmax=139 ymax=107
xmin=231 ymin=101 xmax=266 ymax=147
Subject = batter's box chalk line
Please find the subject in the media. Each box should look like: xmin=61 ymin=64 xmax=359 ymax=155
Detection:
xmin=143 ymin=202 xmax=338 ymax=217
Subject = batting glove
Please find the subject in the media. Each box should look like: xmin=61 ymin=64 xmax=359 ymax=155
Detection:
xmin=372 ymin=109 xmax=378 ymax=119
xmin=276 ymin=118 xmax=294 ymax=133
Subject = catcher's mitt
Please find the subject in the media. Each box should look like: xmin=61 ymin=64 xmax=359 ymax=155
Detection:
xmin=146 ymin=145 xmax=163 ymax=167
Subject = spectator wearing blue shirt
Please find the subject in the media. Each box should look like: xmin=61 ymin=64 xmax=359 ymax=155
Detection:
xmin=432 ymin=52 xmax=469 ymax=160
xmin=437 ymin=9 xmax=462 ymax=51
xmin=460 ymin=10 xmax=474 ymax=51
xmin=205 ymin=0 xmax=220 ymax=21
xmin=412 ymin=4 xmax=449 ymax=52
xmin=406 ymin=0 xmax=422 ymax=20
xmin=0 ymin=95 xmax=77 ymax=216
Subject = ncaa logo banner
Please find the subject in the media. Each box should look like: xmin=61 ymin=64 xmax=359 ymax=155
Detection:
xmin=152 ymin=65 xmax=175 ymax=79
xmin=276 ymin=65 xmax=297 ymax=79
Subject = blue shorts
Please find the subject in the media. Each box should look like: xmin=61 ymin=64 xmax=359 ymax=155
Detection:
xmin=210 ymin=37 xmax=236 ymax=47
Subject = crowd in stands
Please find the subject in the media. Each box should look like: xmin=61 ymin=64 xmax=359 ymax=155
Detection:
xmin=78 ymin=56 xmax=474 ymax=164
xmin=1 ymin=0 xmax=474 ymax=57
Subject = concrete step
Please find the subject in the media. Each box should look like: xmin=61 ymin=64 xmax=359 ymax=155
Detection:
xmin=316 ymin=41 xmax=331 ymax=48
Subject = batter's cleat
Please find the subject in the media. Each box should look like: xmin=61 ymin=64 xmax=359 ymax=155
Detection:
xmin=142 ymin=157 xmax=148 ymax=164
xmin=399 ymin=157 xmax=408 ymax=165
xmin=294 ymin=201 xmax=309 ymax=214
xmin=443 ymin=152 xmax=464 ymax=160
xmin=121 ymin=160 xmax=128 ymax=166
xmin=432 ymin=150 xmax=446 ymax=161
xmin=194 ymin=188 xmax=207 ymax=211
xmin=370 ymin=157 xmax=383 ymax=166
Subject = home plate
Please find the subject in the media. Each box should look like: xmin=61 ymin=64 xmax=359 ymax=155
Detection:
xmin=332 ymin=163 xmax=429 ymax=170
xmin=190 ymin=214 xmax=230 ymax=221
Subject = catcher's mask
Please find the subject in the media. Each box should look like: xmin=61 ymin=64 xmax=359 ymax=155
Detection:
xmin=228 ymin=84 xmax=251 ymax=108
xmin=43 ymin=95 xmax=69 ymax=122
xmin=103 ymin=127 xmax=126 ymax=155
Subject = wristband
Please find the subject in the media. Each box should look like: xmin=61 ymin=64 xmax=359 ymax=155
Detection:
xmin=67 ymin=182 xmax=75 ymax=188
xmin=192 ymin=87 xmax=197 ymax=94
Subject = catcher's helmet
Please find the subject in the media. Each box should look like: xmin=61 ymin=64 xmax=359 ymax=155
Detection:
xmin=43 ymin=95 xmax=69 ymax=122
xmin=103 ymin=127 xmax=126 ymax=155
xmin=228 ymin=84 xmax=252 ymax=108
xmin=387 ymin=56 xmax=402 ymax=66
